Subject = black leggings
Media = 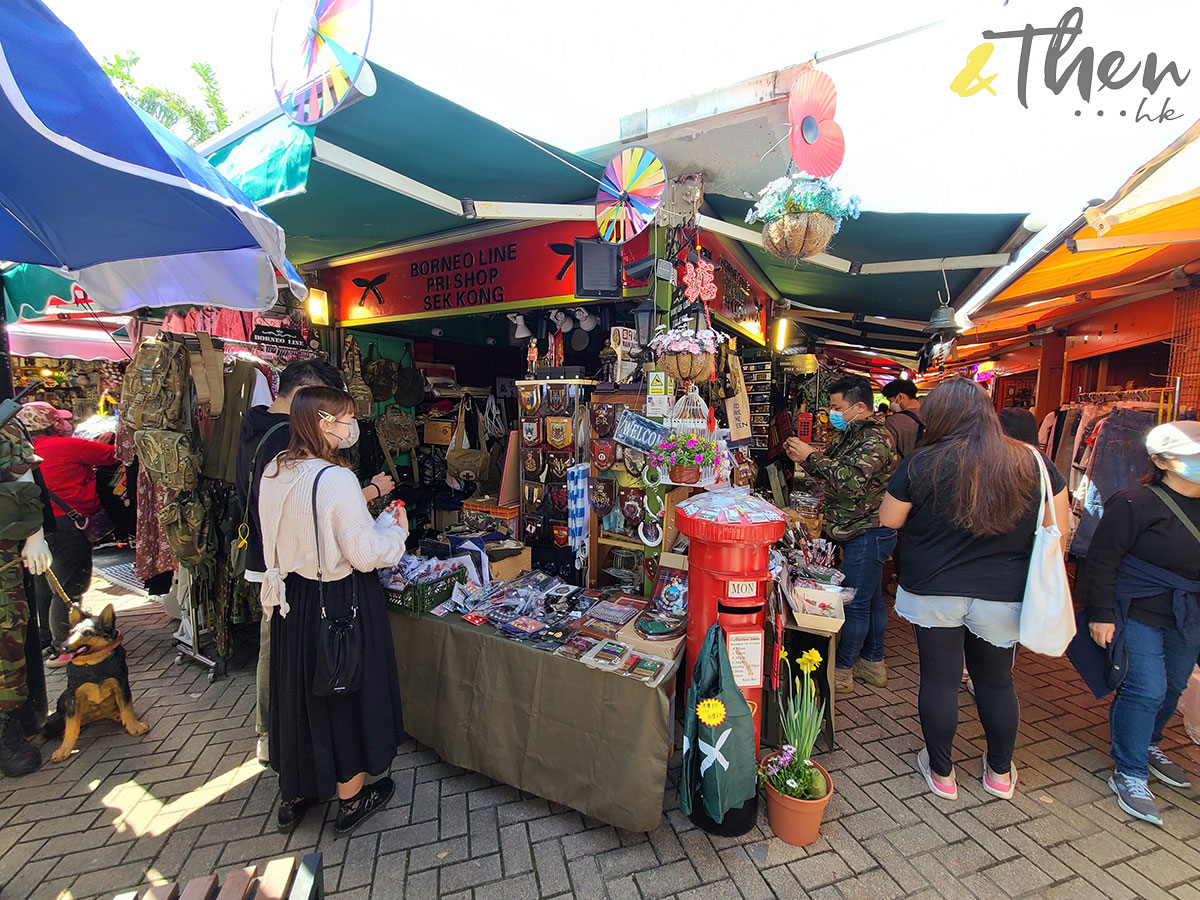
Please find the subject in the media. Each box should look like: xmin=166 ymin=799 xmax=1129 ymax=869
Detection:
xmin=913 ymin=625 xmax=1019 ymax=778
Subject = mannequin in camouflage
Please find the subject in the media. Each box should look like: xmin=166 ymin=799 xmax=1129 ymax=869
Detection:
xmin=0 ymin=421 xmax=52 ymax=776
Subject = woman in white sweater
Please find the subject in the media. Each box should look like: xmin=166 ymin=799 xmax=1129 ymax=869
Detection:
xmin=259 ymin=385 xmax=409 ymax=834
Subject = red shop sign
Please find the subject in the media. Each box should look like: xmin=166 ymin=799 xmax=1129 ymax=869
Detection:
xmin=327 ymin=221 xmax=633 ymax=324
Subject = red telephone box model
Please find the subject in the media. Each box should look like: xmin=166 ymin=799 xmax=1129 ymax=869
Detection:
xmin=675 ymin=490 xmax=785 ymax=755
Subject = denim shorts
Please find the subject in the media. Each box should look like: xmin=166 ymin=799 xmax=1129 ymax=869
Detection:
xmin=895 ymin=586 xmax=1021 ymax=648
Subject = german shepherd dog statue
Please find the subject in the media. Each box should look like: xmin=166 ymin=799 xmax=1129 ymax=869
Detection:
xmin=44 ymin=604 xmax=148 ymax=762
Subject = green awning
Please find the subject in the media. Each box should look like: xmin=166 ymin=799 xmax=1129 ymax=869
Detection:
xmin=209 ymin=67 xmax=603 ymax=265
xmin=706 ymin=195 xmax=1026 ymax=321
xmin=3 ymin=263 xmax=83 ymax=321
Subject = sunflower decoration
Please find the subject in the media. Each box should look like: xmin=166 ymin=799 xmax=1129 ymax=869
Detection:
xmin=696 ymin=698 xmax=727 ymax=728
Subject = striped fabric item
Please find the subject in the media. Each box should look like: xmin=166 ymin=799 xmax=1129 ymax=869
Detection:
xmin=567 ymin=463 xmax=590 ymax=550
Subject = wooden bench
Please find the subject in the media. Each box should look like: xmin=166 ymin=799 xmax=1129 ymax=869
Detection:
xmin=111 ymin=853 xmax=323 ymax=900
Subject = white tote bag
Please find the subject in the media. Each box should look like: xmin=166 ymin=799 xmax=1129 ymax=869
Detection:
xmin=1018 ymin=446 xmax=1076 ymax=656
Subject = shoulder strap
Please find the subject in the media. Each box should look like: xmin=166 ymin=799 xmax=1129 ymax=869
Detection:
xmin=44 ymin=488 xmax=83 ymax=525
xmin=1150 ymin=486 xmax=1200 ymax=547
xmin=311 ymin=465 xmax=335 ymax=581
xmin=241 ymin=422 xmax=289 ymax=527
xmin=1027 ymin=445 xmax=1057 ymax=529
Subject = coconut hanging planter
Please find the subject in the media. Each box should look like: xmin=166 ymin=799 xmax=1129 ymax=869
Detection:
xmin=649 ymin=326 xmax=726 ymax=389
xmin=659 ymin=350 xmax=715 ymax=385
xmin=746 ymin=173 xmax=859 ymax=262
xmin=762 ymin=211 xmax=837 ymax=261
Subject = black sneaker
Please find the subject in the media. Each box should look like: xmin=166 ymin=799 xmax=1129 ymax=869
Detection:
xmin=334 ymin=777 xmax=395 ymax=835
xmin=0 ymin=713 xmax=42 ymax=777
xmin=276 ymin=797 xmax=317 ymax=833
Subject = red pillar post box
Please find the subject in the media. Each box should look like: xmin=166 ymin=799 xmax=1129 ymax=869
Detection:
xmin=675 ymin=491 xmax=785 ymax=756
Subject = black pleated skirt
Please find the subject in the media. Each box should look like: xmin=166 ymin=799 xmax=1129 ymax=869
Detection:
xmin=269 ymin=570 xmax=405 ymax=801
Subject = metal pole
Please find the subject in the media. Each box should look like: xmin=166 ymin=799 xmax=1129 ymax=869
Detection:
xmin=1173 ymin=375 xmax=1182 ymax=420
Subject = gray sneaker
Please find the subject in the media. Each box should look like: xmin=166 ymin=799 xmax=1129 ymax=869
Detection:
xmin=1148 ymin=745 xmax=1192 ymax=788
xmin=1108 ymin=772 xmax=1163 ymax=826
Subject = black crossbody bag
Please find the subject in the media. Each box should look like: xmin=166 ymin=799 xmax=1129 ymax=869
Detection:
xmin=310 ymin=466 xmax=363 ymax=697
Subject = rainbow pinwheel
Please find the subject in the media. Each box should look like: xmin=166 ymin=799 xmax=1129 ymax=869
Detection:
xmin=595 ymin=146 xmax=668 ymax=244
xmin=272 ymin=0 xmax=373 ymax=125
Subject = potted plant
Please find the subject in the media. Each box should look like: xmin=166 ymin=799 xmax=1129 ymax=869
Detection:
xmin=648 ymin=326 xmax=726 ymax=385
xmin=648 ymin=433 xmax=725 ymax=485
xmin=758 ymin=647 xmax=833 ymax=846
xmin=744 ymin=173 xmax=860 ymax=260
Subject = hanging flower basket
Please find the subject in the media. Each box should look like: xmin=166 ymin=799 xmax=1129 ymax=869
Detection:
xmin=746 ymin=173 xmax=860 ymax=262
xmin=649 ymin=326 xmax=725 ymax=386
xmin=762 ymin=212 xmax=836 ymax=260
xmin=650 ymin=433 xmax=724 ymax=488
xmin=659 ymin=351 xmax=715 ymax=384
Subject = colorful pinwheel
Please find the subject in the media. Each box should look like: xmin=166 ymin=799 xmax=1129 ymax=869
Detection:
xmin=272 ymin=0 xmax=373 ymax=125
xmin=787 ymin=67 xmax=844 ymax=178
xmin=595 ymin=146 xmax=668 ymax=244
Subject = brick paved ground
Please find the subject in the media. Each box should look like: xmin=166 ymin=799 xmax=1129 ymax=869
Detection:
xmin=1 ymin=577 xmax=1199 ymax=900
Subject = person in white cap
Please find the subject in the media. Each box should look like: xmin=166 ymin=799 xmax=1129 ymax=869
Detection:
xmin=1086 ymin=419 xmax=1200 ymax=826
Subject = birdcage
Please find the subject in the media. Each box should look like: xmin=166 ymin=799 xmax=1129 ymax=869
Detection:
xmin=666 ymin=385 xmax=710 ymax=437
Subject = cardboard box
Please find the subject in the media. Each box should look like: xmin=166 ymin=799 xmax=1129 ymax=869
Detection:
xmin=788 ymin=608 xmax=844 ymax=636
xmin=488 ymin=546 xmax=531 ymax=583
xmin=616 ymin=618 xmax=686 ymax=660
xmin=433 ymin=508 xmax=461 ymax=531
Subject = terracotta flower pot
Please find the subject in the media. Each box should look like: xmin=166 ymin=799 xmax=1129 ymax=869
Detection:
xmin=669 ymin=464 xmax=702 ymax=484
xmin=762 ymin=212 xmax=835 ymax=260
xmin=763 ymin=758 xmax=833 ymax=847
xmin=659 ymin=351 xmax=715 ymax=384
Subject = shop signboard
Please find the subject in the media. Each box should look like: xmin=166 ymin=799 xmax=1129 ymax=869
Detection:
xmin=251 ymin=322 xmax=308 ymax=350
xmin=328 ymin=221 xmax=648 ymax=324
xmin=613 ymin=410 xmax=671 ymax=453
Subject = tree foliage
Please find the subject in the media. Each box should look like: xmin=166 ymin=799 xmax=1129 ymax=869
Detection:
xmin=102 ymin=52 xmax=232 ymax=145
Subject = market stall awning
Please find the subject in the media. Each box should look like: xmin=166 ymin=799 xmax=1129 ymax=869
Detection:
xmin=0 ymin=0 xmax=304 ymax=311
xmin=2 ymin=262 xmax=91 ymax=321
xmin=702 ymin=196 xmax=1028 ymax=321
xmin=206 ymin=66 xmax=604 ymax=266
xmin=961 ymin=120 xmax=1200 ymax=327
xmin=6 ymin=318 xmax=131 ymax=361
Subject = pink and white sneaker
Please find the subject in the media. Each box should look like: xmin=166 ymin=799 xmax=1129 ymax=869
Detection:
xmin=917 ymin=747 xmax=958 ymax=800
xmin=982 ymin=754 xmax=1017 ymax=799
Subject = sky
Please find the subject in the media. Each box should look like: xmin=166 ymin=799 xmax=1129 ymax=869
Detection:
xmin=40 ymin=0 xmax=1200 ymax=221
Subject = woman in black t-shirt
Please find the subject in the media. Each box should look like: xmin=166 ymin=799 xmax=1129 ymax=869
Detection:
xmin=1086 ymin=420 xmax=1200 ymax=827
xmin=879 ymin=378 xmax=1069 ymax=802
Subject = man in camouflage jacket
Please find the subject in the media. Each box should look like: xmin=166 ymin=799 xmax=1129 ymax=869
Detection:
xmin=0 ymin=421 xmax=50 ymax=776
xmin=786 ymin=375 xmax=898 ymax=694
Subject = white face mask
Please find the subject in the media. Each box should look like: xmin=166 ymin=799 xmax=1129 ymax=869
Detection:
xmin=336 ymin=418 xmax=360 ymax=450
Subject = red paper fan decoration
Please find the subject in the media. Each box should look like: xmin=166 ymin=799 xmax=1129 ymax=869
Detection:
xmin=787 ymin=68 xmax=845 ymax=178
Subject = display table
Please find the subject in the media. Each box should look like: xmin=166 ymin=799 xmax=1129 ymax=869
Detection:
xmin=390 ymin=611 xmax=681 ymax=832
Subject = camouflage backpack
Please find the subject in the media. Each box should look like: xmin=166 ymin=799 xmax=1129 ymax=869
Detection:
xmin=159 ymin=492 xmax=211 ymax=568
xmin=134 ymin=429 xmax=201 ymax=492
xmin=120 ymin=338 xmax=189 ymax=431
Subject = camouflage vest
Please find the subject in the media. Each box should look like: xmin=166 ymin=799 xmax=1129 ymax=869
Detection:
xmin=134 ymin=429 xmax=201 ymax=492
xmin=119 ymin=338 xmax=189 ymax=432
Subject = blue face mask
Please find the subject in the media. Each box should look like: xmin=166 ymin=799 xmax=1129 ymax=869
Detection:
xmin=829 ymin=407 xmax=860 ymax=431
xmin=1174 ymin=457 xmax=1200 ymax=484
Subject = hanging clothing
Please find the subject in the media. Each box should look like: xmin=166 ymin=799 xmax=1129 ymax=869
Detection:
xmin=1070 ymin=408 xmax=1157 ymax=558
xmin=202 ymin=359 xmax=261 ymax=484
xmin=1053 ymin=408 xmax=1082 ymax=477
xmin=134 ymin=468 xmax=177 ymax=582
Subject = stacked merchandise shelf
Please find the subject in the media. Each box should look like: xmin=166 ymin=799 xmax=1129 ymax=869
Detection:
xmin=743 ymin=358 xmax=773 ymax=452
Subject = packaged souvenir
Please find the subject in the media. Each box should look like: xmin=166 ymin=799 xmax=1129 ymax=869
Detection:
xmin=618 ymin=653 xmax=669 ymax=685
xmin=555 ymin=634 xmax=599 ymax=661
xmin=582 ymin=639 xmax=631 ymax=670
